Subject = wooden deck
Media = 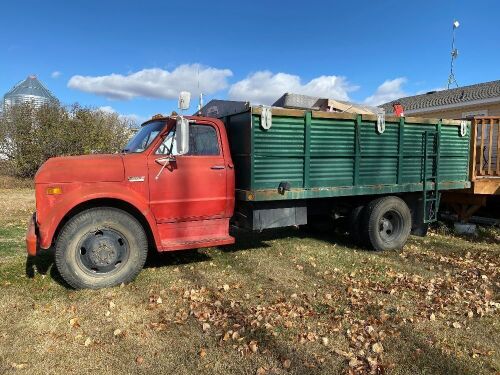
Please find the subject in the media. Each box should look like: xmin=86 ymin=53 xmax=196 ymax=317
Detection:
xmin=441 ymin=117 xmax=499 ymax=220
xmin=469 ymin=117 xmax=500 ymax=195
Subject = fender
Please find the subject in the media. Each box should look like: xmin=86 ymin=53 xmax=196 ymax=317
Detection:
xmin=37 ymin=182 xmax=161 ymax=249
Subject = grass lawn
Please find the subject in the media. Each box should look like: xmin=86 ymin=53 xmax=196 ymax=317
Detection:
xmin=0 ymin=188 xmax=498 ymax=374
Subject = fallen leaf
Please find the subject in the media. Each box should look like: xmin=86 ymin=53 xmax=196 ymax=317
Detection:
xmin=256 ymin=367 xmax=267 ymax=375
xmin=372 ymin=342 xmax=384 ymax=354
xmin=349 ymin=358 xmax=361 ymax=367
xmin=135 ymin=356 xmax=144 ymax=365
xmin=156 ymin=297 xmax=163 ymax=304
xmin=84 ymin=337 xmax=92 ymax=347
xmin=109 ymin=301 xmax=116 ymax=309
xmin=282 ymin=359 xmax=291 ymax=369
xmin=249 ymin=340 xmax=258 ymax=353
xmin=430 ymin=313 xmax=436 ymax=321
xmin=334 ymin=349 xmax=352 ymax=358
xmin=199 ymin=348 xmax=207 ymax=358
xmin=321 ymin=337 xmax=329 ymax=346
xmin=484 ymin=289 xmax=492 ymax=300
xmin=69 ymin=317 xmax=80 ymax=328
xmin=11 ymin=363 xmax=28 ymax=370
xmin=223 ymin=284 xmax=230 ymax=291
xmin=367 ymin=356 xmax=378 ymax=369
xmin=113 ymin=329 xmax=122 ymax=337
xmin=452 ymin=322 xmax=462 ymax=329
xmin=202 ymin=323 xmax=210 ymax=332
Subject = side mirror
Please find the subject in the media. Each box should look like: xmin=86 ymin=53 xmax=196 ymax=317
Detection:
xmin=175 ymin=117 xmax=190 ymax=155
xmin=178 ymin=91 xmax=191 ymax=111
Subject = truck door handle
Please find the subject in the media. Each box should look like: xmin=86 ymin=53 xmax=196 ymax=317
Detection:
xmin=210 ymin=165 xmax=225 ymax=170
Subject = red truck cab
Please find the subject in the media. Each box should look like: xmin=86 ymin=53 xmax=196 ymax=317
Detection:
xmin=27 ymin=115 xmax=235 ymax=288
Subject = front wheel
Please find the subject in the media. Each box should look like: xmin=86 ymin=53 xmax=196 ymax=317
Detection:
xmin=365 ymin=196 xmax=411 ymax=251
xmin=55 ymin=207 xmax=148 ymax=289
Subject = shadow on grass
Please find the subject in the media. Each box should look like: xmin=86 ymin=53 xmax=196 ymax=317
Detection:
xmin=25 ymin=247 xmax=213 ymax=289
xmin=23 ymin=226 xmax=366 ymax=289
xmin=221 ymin=225 xmax=363 ymax=253
xmin=386 ymin=325 xmax=487 ymax=375
xmin=25 ymin=248 xmax=71 ymax=288
xmin=432 ymin=221 xmax=500 ymax=245
xmin=145 ymin=248 xmax=211 ymax=268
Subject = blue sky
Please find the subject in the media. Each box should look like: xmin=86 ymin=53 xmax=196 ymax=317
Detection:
xmin=1 ymin=0 xmax=499 ymax=123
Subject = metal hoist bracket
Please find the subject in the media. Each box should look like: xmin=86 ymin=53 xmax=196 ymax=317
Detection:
xmin=376 ymin=109 xmax=386 ymax=134
xmin=260 ymin=106 xmax=272 ymax=130
xmin=460 ymin=120 xmax=467 ymax=137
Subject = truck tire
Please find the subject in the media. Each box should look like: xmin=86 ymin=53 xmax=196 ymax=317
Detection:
xmin=347 ymin=205 xmax=369 ymax=247
xmin=365 ymin=196 xmax=411 ymax=251
xmin=55 ymin=207 xmax=148 ymax=289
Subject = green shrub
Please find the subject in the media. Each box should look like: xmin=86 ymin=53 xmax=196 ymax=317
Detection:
xmin=0 ymin=102 xmax=135 ymax=177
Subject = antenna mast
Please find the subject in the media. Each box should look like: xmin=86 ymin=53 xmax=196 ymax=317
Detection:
xmin=197 ymin=66 xmax=204 ymax=111
xmin=447 ymin=20 xmax=460 ymax=89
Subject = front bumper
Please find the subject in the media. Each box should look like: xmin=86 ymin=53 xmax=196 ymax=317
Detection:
xmin=26 ymin=213 xmax=38 ymax=256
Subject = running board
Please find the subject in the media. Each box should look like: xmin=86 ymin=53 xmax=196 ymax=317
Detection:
xmin=158 ymin=236 xmax=235 ymax=252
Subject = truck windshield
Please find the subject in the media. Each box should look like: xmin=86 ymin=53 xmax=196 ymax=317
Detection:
xmin=122 ymin=121 xmax=166 ymax=153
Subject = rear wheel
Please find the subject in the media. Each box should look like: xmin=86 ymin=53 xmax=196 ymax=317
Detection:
xmin=55 ymin=207 xmax=148 ymax=289
xmin=365 ymin=196 xmax=411 ymax=251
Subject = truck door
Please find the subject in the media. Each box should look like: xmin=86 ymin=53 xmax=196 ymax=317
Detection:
xmin=147 ymin=122 xmax=227 ymax=223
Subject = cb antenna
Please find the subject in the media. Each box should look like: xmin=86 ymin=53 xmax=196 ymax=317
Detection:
xmin=197 ymin=66 xmax=204 ymax=112
xmin=447 ymin=20 xmax=460 ymax=89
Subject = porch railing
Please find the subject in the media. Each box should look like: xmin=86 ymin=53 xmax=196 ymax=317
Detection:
xmin=470 ymin=117 xmax=500 ymax=178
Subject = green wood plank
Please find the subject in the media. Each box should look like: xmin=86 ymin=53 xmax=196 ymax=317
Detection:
xmin=354 ymin=115 xmax=361 ymax=186
xmin=397 ymin=117 xmax=405 ymax=184
xmin=304 ymin=111 xmax=311 ymax=188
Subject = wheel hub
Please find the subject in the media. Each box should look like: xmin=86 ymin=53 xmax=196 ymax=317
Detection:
xmin=379 ymin=211 xmax=401 ymax=242
xmin=380 ymin=218 xmax=394 ymax=234
xmin=78 ymin=229 xmax=129 ymax=274
xmin=89 ymin=239 xmax=118 ymax=266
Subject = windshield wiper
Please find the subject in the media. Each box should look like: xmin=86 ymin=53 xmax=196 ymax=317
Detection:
xmin=121 ymin=148 xmax=130 ymax=153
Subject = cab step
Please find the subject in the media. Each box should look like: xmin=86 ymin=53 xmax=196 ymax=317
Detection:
xmin=159 ymin=236 xmax=235 ymax=252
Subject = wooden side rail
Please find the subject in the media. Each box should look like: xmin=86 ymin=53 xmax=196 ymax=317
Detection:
xmin=471 ymin=117 xmax=500 ymax=178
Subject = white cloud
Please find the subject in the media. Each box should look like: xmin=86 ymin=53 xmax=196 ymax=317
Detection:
xmin=98 ymin=106 xmax=115 ymax=113
xmin=98 ymin=106 xmax=146 ymax=125
xmin=51 ymin=71 xmax=61 ymax=79
xmin=363 ymin=78 xmax=407 ymax=106
xmin=228 ymin=71 xmax=358 ymax=105
xmin=68 ymin=64 xmax=233 ymax=100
